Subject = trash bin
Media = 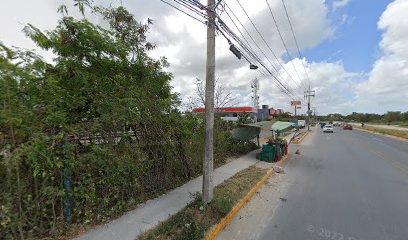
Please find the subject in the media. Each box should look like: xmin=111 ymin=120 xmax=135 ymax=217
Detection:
xmin=257 ymin=144 xmax=276 ymax=162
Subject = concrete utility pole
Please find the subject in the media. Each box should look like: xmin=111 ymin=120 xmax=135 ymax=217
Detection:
xmin=304 ymin=87 xmax=315 ymax=131
xmin=203 ymin=0 xmax=216 ymax=203
xmin=251 ymin=78 xmax=259 ymax=122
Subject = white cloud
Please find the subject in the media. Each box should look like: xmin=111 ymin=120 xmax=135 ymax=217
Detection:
xmin=354 ymin=0 xmax=408 ymax=113
xmin=332 ymin=0 xmax=353 ymax=12
xmin=256 ymin=58 xmax=362 ymax=115
xmin=340 ymin=14 xmax=355 ymax=25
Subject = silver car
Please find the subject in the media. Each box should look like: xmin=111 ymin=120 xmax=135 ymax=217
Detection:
xmin=323 ymin=124 xmax=333 ymax=133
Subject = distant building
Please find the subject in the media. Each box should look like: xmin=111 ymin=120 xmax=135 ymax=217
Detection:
xmin=256 ymin=105 xmax=270 ymax=121
xmin=255 ymin=105 xmax=284 ymax=121
xmin=269 ymin=107 xmax=284 ymax=116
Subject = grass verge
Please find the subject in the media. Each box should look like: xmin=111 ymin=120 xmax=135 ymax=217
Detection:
xmin=356 ymin=126 xmax=408 ymax=140
xmin=138 ymin=166 xmax=267 ymax=240
xmin=366 ymin=121 xmax=408 ymax=128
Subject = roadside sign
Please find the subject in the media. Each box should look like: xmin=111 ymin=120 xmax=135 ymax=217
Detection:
xmin=291 ymin=100 xmax=301 ymax=106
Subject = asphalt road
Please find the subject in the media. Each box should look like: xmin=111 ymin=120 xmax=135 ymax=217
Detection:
xmin=220 ymin=126 xmax=408 ymax=240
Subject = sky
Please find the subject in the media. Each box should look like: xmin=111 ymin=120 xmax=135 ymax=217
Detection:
xmin=0 ymin=0 xmax=407 ymax=115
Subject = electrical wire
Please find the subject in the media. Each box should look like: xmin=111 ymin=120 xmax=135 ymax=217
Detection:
xmin=173 ymin=0 xmax=207 ymax=18
xmin=235 ymin=0 xmax=303 ymax=99
xmin=157 ymin=0 xmax=299 ymax=100
xmin=281 ymin=0 xmax=312 ymax=88
xmin=265 ymin=0 xmax=308 ymax=92
xmin=158 ymin=0 xmax=207 ymax=25
xmin=218 ymin=25 xmax=297 ymax=100
xmin=222 ymin=1 xmax=299 ymax=99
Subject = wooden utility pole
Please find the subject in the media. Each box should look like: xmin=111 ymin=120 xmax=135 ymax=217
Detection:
xmin=203 ymin=0 xmax=216 ymax=203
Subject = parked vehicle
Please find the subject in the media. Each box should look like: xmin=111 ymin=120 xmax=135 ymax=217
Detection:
xmin=343 ymin=124 xmax=353 ymax=130
xmin=298 ymin=120 xmax=306 ymax=128
xmin=323 ymin=124 xmax=334 ymax=133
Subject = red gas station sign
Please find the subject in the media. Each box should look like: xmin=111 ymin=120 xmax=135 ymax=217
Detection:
xmin=193 ymin=107 xmax=256 ymax=113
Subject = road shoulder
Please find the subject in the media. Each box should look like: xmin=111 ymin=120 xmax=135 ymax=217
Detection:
xmin=216 ymin=150 xmax=298 ymax=240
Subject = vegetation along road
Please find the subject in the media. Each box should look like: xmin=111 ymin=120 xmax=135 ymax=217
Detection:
xmin=219 ymin=126 xmax=408 ymax=240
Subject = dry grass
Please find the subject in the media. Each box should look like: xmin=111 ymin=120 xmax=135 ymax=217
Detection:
xmin=357 ymin=126 xmax=408 ymax=140
xmin=138 ymin=166 xmax=267 ymax=240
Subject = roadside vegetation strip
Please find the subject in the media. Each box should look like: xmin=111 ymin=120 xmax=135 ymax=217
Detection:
xmin=138 ymin=166 xmax=268 ymax=240
xmin=205 ymin=154 xmax=290 ymax=240
xmin=354 ymin=126 xmax=408 ymax=142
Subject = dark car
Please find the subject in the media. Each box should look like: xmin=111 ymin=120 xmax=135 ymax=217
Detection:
xmin=343 ymin=124 xmax=353 ymax=130
xmin=319 ymin=122 xmax=326 ymax=128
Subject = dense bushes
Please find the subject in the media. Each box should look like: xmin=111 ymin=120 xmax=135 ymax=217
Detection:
xmin=0 ymin=3 xmax=257 ymax=239
xmin=0 ymin=114 xmax=256 ymax=239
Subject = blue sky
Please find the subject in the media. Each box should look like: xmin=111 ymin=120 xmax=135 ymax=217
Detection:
xmin=305 ymin=0 xmax=391 ymax=74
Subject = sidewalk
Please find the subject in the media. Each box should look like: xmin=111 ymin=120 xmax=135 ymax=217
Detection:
xmin=77 ymin=152 xmax=258 ymax=240
xmin=77 ymin=135 xmax=293 ymax=240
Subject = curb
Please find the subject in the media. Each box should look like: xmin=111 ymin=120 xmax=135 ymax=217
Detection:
xmin=354 ymin=127 xmax=407 ymax=142
xmin=204 ymin=153 xmax=290 ymax=240
xmin=291 ymin=131 xmax=308 ymax=144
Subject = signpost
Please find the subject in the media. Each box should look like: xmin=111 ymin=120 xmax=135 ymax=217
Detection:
xmin=291 ymin=101 xmax=301 ymax=116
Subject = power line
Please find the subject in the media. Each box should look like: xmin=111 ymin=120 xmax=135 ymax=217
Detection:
xmin=217 ymin=25 xmax=296 ymax=99
xmin=223 ymin=7 xmax=258 ymax=62
xmin=265 ymin=0 xmax=307 ymax=92
xmin=215 ymin=5 xmax=294 ymax=98
xmin=158 ymin=0 xmax=299 ymax=101
xmin=158 ymin=0 xmax=207 ymax=25
xmin=281 ymin=0 xmax=311 ymax=87
xmin=222 ymin=1 xmax=299 ymax=99
xmin=218 ymin=23 xmax=296 ymax=98
xmin=235 ymin=0 xmax=303 ymax=100
xmin=221 ymin=5 xmax=276 ymax=80
xmin=174 ymin=0 xmax=207 ymax=18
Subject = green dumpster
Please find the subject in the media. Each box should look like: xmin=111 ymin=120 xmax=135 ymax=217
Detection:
xmin=257 ymin=144 xmax=276 ymax=162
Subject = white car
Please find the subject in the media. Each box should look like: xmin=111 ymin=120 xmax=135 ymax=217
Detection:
xmin=323 ymin=124 xmax=333 ymax=133
xmin=298 ymin=120 xmax=306 ymax=128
